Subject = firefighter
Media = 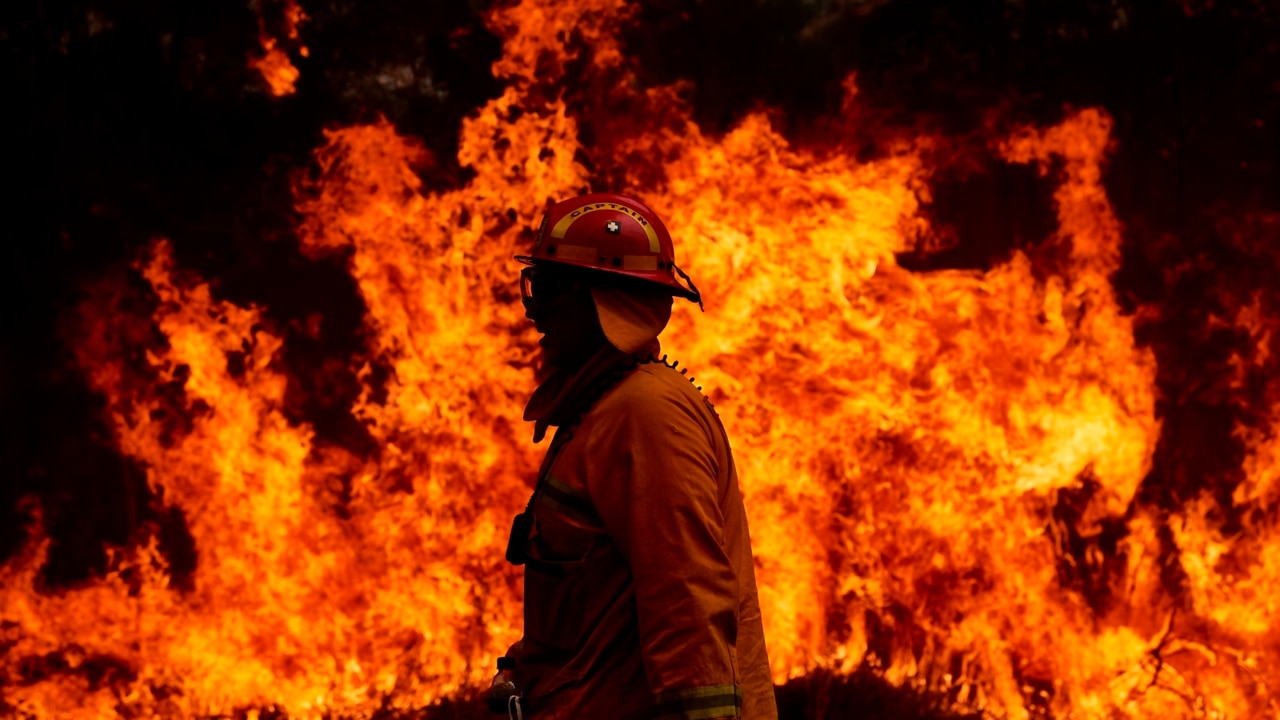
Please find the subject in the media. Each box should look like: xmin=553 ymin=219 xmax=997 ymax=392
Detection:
xmin=495 ymin=193 xmax=778 ymax=719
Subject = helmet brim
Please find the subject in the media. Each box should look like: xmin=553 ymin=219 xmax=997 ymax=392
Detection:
xmin=511 ymin=255 xmax=700 ymax=302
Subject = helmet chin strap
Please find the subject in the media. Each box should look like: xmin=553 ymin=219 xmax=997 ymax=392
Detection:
xmin=672 ymin=264 xmax=704 ymax=312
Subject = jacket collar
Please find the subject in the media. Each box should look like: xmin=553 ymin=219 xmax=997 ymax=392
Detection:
xmin=524 ymin=339 xmax=661 ymax=443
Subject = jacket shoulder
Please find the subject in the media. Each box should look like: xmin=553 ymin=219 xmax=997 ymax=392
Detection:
xmin=586 ymin=361 xmax=717 ymax=433
xmin=614 ymin=361 xmax=704 ymax=405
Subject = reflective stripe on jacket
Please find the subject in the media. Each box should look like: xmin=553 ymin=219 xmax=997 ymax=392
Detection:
xmin=513 ymin=344 xmax=777 ymax=720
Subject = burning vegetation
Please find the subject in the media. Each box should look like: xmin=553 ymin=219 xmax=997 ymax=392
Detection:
xmin=1 ymin=0 xmax=1278 ymax=718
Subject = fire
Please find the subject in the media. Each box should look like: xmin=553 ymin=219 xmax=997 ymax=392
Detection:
xmin=652 ymin=104 xmax=1170 ymax=716
xmin=250 ymin=39 xmax=300 ymax=96
xmin=3 ymin=0 xmax=1278 ymax=718
xmin=250 ymin=0 xmax=307 ymax=96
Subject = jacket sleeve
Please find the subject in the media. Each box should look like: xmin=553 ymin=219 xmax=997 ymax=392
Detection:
xmin=587 ymin=385 xmax=744 ymax=720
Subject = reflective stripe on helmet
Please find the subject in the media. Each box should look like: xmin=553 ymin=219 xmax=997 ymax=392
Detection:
xmin=554 ymin=245 xmax=597 ymax=262
xmin=622 ymin=256 xmax=658 ymax=271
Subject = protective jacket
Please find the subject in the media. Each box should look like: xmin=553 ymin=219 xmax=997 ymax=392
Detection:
xmin=509 ymin=342 xmax=777 ymax=720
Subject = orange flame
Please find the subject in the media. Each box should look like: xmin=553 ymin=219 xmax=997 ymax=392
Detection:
xmin=4 ymin=0 xmax=1279 ymax=718
xmin=250 ymin=0 xmax=307 ymax=96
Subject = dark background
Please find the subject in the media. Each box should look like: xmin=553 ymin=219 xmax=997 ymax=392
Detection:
xmin=1 ymin=1 xmax=1277 ymax=718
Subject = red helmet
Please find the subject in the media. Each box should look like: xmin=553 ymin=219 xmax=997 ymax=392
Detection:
xmin=515 ymin=193 xmax=701 ymax=305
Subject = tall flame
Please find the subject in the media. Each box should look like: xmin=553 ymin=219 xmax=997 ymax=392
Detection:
xmin=3 ymin=0 xmax=1277 ymax=718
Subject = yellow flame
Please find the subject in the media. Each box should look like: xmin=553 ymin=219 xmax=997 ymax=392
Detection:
xmin=3 ymin=0 xmax=1278 ymax=718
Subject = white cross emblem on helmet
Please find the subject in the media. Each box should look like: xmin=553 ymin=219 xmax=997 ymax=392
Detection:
xmin=605 ymin=220 xmax=621 ymax=234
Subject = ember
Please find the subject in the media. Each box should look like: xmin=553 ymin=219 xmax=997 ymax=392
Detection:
xmin=3 ymin=1 xmax=1278 ymax=719
xmin=250 ymin=0 xmax=307 ymax=96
